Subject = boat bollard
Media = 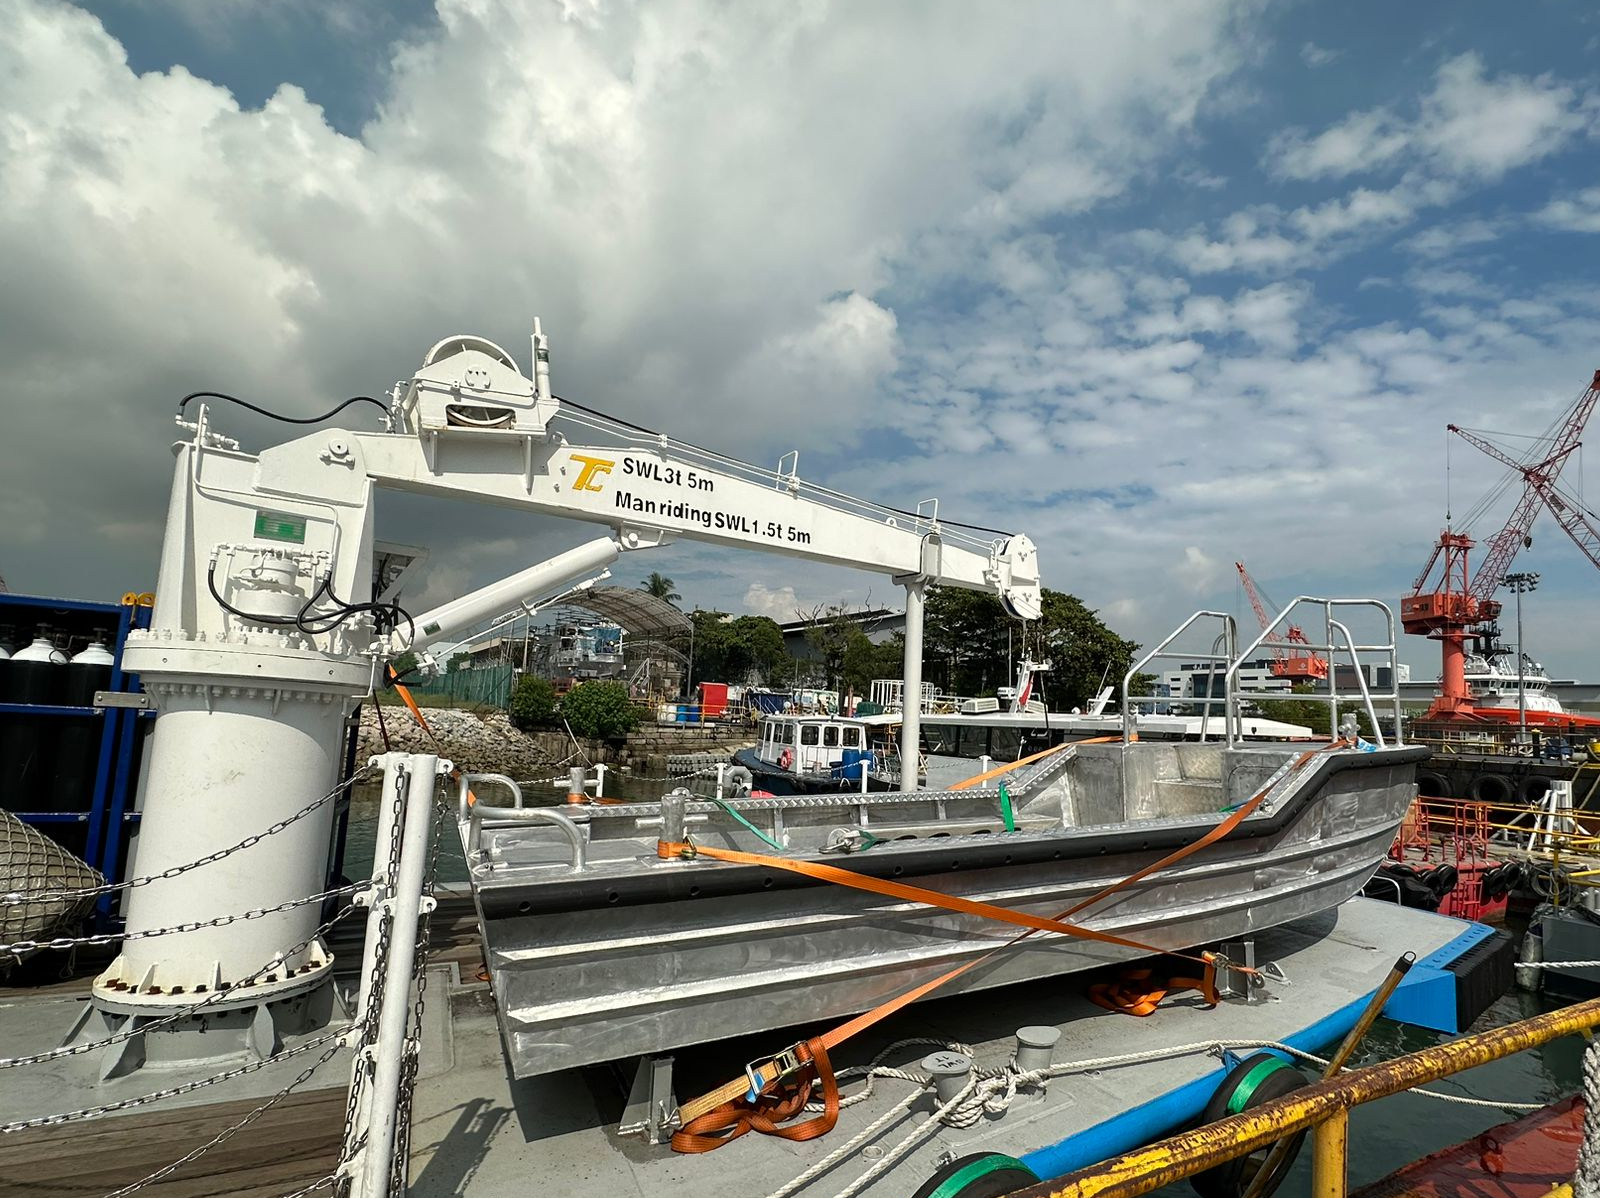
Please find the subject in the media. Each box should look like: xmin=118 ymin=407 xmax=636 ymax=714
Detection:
xmin=567 ymin=766 xmax=587 ymax=804
xmin=1015 ymin=1025 xmax=1062 ymax=1073
xmin=661 ymin=788 xmax=690 ymax=845
xmin=922 ymin=1050 xmax=973 ymax=1105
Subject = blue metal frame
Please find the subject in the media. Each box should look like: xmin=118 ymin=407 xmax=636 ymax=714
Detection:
xmin=0 ymin=592 xmax=152 ymax=924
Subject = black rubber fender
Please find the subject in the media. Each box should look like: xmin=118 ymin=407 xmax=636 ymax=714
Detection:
xmin=1416 ymin=771 xmax=1450 ymax=798
xmin=910 ymin=1152 xmax=1041 ymax=1198
xmin=1191 ymin=1052 xmax=1311 ymax=1198
xmin=1422 ymin=864 xmax=1459 ymax=898
xmin=1471 ymin=774 xmax=1514 ymax=805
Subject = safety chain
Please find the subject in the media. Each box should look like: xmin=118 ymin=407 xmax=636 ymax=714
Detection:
xmin=1 ymin=880 xmax=370 ymax=958
xmin=336 ymin=763 xmax=411 ymax=1180
xmin=97 ymin=1039 xmax=346 ymax=1198
xmin=279 ymin=1175 xmax=340 ymax=1198
xmin=0 ymin=903 xmax=363 ymax=1070
xmin=389 ymin=780 xmax=446 ymax=1193
xmin=0 ymin=1027 xmax=351 ymax=1133
xmin=1 ymin=766 xmax=374 ymax=906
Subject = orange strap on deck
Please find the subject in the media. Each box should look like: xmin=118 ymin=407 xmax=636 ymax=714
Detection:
xmin=671 ymin=1037 xmax=839 ymax=1153
xmin=672 ymin=741 xmax=1345 ymax=1136
xmin=1087 ymin=961 xmax=1220 ymax=1018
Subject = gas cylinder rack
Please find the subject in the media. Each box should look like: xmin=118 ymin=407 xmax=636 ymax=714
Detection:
xmin=0 ymin=591 xmax=153 ymax=917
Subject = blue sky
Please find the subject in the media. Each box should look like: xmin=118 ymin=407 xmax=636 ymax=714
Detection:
xmin=4 ymin=0 xmax=1600 ymax=683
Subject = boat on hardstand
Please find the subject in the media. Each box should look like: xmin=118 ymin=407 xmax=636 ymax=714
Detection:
xmin=463 ymin=610 xmax=1426 ymax=1082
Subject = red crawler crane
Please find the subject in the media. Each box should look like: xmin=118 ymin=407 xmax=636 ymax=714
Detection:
xmin=1404 ymin=369 xmax=1600 ymax=723
xmin=1235 ymin=561 xmax=1329 ymax=682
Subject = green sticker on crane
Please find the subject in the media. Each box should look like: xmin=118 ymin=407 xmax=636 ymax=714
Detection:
xmin=254 ymin=510 xmax=307 ymax=544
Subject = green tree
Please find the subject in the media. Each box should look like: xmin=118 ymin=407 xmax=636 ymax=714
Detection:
xmin=508 ymin=674 xmax=557 ymax=729
xmin=561 ymin=680 xmax=642 ymax=738
xmin=922 ymin=586 xmax=1139 ymax=709
xmin=387 ymin=651 xmax=419 ymax=683
xmin=447 ymin=651 xmax=472 ymax=673
xmin=1248 ymin=684 xmax=1383 ymax=739
xmin=641 ymin=572 xmax=681 ymax=605
xmin=688 ymin=610 xmax=790 ymax=685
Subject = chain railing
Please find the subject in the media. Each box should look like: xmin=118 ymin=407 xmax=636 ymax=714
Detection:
xmin=0 ymin=752 xmax=446 ymax=1198
xmin=1 ymin=766 xmax=374 ymax=907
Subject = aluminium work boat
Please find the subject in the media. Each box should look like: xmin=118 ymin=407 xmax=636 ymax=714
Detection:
xmin=460 ymin=604 xmax=1424 ymax=1082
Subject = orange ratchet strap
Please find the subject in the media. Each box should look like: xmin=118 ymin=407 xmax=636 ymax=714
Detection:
xmin=387 ymin=667 xmax=476 ymax=805
xmin=1087 ymin=962 xmax=1220 ymax=1018
xmin=671 ymin=1037 xmax=839 ymax=1153
xmin=671 ymin=742 xmax=1343 ymax=1136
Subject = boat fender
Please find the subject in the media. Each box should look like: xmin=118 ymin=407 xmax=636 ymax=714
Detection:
xmin=910 ymin=1152 xmax=1041 ymax=1198
xmin=1191 ymin=1051 xmax=1311 ymax=1198
xmin=1471 ymin=774 xmax=1513 ymax=805
xmin=1422 ymin=864 xmax=1459 ymax=898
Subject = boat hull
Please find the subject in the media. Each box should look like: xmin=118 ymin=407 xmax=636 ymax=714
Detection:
xmin=729 ymin=745 xmax=897 ymax=794
xmin=465 ymin=742 xmax=1425 ymax=1078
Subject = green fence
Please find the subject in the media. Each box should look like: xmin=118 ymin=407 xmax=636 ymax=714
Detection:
xmin=397 ymin=663 xmax=514 ymax=708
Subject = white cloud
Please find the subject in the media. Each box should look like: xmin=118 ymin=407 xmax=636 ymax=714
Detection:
xmin=1537 ymin=187 xmax=1600 ymax=233
xmin=1269 ymin=53 xmax=1589 ymax=183
xmin=1176 ymin=546 xmax=1223 ymax=593
xmin=0 ymin=0 xmax=1258 ymax=607
xmin=1271 ymin=109 xmax=1410 ymax=180
xmin=1402 ymin=218 xmax=1502 ymax=257
xmin=1299 ymin=42 xmax=1341 ymax=68
xmin=742 ymin=582 xmax=801 ymax=621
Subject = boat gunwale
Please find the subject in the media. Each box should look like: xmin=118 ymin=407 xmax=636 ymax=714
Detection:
xmin=471 ymin=744 xmax=1427 ymax=915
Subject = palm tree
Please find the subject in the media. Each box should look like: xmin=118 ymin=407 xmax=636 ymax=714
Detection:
xmin=641 ymin=571 xmax=681 ymax=605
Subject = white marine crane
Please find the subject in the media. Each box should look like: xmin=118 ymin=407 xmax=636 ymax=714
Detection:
xmin=93 ymin=322 xmax=1042 ymax=1031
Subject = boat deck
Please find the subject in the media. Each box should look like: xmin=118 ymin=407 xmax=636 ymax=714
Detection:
xmin=0 ymin=898 xmax=1499 ymax=1197
xmin=407 ymin=898 xmax=1490 ymax=1197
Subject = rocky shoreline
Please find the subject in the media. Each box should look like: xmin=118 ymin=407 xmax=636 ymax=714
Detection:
xmin=355 ymin=703 xmax=753 ymax=787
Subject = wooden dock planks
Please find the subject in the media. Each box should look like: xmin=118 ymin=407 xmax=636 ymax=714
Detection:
xmin=0 ymin=1086 xmax=345 ymax=1198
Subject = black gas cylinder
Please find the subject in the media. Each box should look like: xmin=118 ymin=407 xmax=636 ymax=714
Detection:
xmin=0 ymin=633 xmax=67 ymax=811
xmin=54 ymin=638 xmax=116 ymax=815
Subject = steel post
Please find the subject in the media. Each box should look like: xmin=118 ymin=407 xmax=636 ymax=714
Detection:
xmin=351 ymin=754 xmax=407 ymax=1026
xmin=355 ymin=752 xmax=441 ymax=1198
xmin=899 ymin=577 xmax=926 ymax=793
xmin=1311 ymin=1110 xmax=1348 ymax=1198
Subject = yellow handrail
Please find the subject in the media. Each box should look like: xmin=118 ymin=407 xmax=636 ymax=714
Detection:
xmin=1013 ymin=997 xmax=1600 ymax=1198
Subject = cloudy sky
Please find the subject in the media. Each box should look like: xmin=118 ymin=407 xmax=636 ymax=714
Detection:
xmin=4 ymin=0 xmax=1600 ymax=680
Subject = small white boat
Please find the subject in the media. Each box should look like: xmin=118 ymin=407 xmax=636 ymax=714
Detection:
xmin=732 ymin=712 xmax=916 ymax=793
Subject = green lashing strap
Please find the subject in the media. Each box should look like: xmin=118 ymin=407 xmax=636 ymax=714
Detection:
xmin=999 ymin=781 xmax=1017 ymax=832
xmin=927 ymin=1153 xmax=1039 ymax=1198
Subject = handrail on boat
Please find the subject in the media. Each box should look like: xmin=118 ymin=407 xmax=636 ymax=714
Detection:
xmin=456 ymin=772 xmax=588 ymax=874
xmin=1227 ymin=597 xmax=1404 ymax=746
xmin=1121 ymin=611 xmax=1238 ymax=746
xmin=1025 ymin=996 xmax=1600 ymax=1198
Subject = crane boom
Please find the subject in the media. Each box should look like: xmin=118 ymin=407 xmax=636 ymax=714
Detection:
xmin=1234 ymin=560 xmax=1328 ymax=681
xmin=102 ymin=322 xmax=1047 ymax=1021
xmin=1406 ymin=369 xmax=1600 ymax=727
xmin=1448 ymin=370 xmax=1600 ymax=602
xmin=1537 ymin=487 xmax=1600 ymax=571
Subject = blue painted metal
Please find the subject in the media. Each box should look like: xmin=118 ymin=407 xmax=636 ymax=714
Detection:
xmin=1381 ymin=918 xmax=1494 ymax=1034
xmin=0 ymin=592 xmax=151 ymax=922
xmin=1021 ymin=919 xmax=1487 ymax=1180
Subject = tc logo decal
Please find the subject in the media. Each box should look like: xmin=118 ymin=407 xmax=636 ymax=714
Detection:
xmin=569 ymin=454 xmax=615 ymax=492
